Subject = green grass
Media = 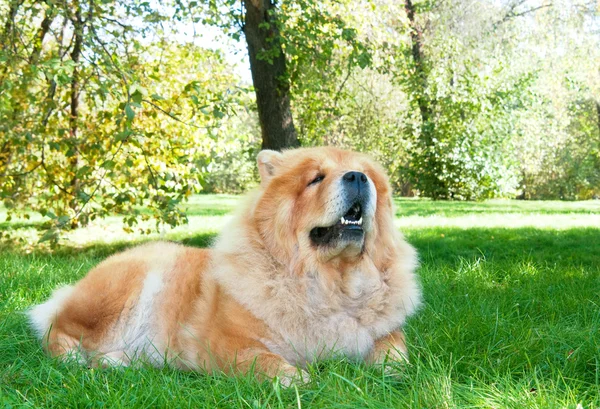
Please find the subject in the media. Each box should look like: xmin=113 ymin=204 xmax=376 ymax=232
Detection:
xmin=1 ymin=196 xmax=599 ymax=408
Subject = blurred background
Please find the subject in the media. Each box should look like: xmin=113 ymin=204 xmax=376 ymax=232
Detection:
xmin=1 ymin=0 xmax=599 ymax=242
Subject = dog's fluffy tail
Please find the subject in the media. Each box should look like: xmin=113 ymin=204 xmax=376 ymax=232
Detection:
xmin=28 ymin=285 xmax=74 ymax=339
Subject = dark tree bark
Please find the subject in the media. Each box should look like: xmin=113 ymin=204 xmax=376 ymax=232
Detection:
xmin=30 ymin=7 xmax=56 ymax=65
xmin=596 ymin=99 xmax=600 ymax=139
xmin=0 ymin=0 xmax=24 ymax=83
xmin=243 ymin=0 xmax=299 ymax=151
xmin=404 ymin=0 xmax=448 ymax=199
xmin=68 ymin=1 xmax=83 ymax=213
xmin=69 ymin=7 xmax=82 ymax=143
xmin=0 ymin=0 xmax=22 ymax=47
xmin=404 ymin=0 xmax=431 ymax=128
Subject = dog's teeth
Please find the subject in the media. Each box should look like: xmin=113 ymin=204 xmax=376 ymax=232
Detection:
xmin=341 ymin=216 xmax=364 ymax=226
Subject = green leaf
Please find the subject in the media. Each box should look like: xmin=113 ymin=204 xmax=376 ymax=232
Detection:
xmin=125 ymin=104 xmax=135 ymax=121
xmin=39 ymin=229 xmax=59 ymax=243
xmin=57 ymin=215 xmax=70 ymax=226
xmin=102 ymin=160 xmax=116 ymax=170
xmin=131 ymin=90 xmax=144 ymax=104
xmin=341 ymin=28 xmax=356 ymax=42
xmin=213 ymin=108 xmax=225 ymax=119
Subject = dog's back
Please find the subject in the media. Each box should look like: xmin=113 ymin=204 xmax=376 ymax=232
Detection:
xmin=28 ymin=241 xmax=209 ymax=366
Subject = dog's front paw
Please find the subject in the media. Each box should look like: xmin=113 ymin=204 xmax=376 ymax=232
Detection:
xmin=277 ymin=365 xmax=310 ymax=388
xmin=373 ymin=346 xmax=409 ymax=366
xmin=368 ymin=330 xmax=409 ymax=367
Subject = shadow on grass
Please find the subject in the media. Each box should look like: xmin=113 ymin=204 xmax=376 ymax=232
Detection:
xmin=2 ymin=226 xmax=598 ymax=272
xmin=406 ymin=227 xmax=600 ymax=269
xmin=405 ymin=228 xmax=600 ymax=383
xmin=64 ymin=231 xmax=218 ymax=259
xmin=0 ymin=232 xmax=219 ymax=260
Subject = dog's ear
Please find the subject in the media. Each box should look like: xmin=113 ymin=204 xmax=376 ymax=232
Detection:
xmin=257 ymin=150 xmax=283 ymax=185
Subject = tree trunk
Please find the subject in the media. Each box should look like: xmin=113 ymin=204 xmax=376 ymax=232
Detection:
xmin=404 ymin=0 xmax=447 ymax=199
xmin=68 ymin=1 xmax=83 ymax=214
xmin=0 ymin=0 xmax=22 ymax=47
xmin=30 ymin=7 xmax=56 ymax=65
xmin=404 ymin=0 xmax=431 ymax=127
xmin=243 ymin=0 xmax=299 ymax=151
xmin=595 ymin=99 xmax=600 ymax=141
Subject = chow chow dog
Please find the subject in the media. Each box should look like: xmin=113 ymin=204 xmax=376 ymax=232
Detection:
xmin=29 ymin=147 xmax=421 ymax=383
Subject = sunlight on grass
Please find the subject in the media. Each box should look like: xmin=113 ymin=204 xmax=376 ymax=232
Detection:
xmin=2 ymin=195 xmax=599 ymax=248
xmin=394 ymin=213 xmax=600 ymax=229
xmin=1 ymin=195 xmax=598 ymax=407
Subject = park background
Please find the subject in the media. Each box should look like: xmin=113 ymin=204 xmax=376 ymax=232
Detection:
xmin=1 ymin=0 xmax=599 ymax=242
xmin=1 ymin=0 xmax=599 ymax=407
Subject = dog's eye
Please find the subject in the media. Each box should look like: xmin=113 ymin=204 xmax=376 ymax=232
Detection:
xmin=308 ymin=174 xmax=325 ymax=186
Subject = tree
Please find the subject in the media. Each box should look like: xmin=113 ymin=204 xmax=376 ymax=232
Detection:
xmin=402 ymin=0 xmax=446 ymax=198
xmin=0 ymin=0 xmax=249 ymax=244
xmin=397 ymin=0 xmax=526 ymax=199
xmin=199 ymin=0 xmax=374 ymax=151
xmin=242 ymin=0 xmax=299 ymax=151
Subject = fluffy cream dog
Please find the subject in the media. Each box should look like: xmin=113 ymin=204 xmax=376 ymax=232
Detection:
xmin=29 ymin=147 xmax=421 ymax=383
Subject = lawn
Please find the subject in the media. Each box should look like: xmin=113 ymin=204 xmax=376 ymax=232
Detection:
xmin=1 ymin=196 xmax=599 ymax=408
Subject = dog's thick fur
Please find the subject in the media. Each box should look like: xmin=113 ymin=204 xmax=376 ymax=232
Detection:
xmin=29 ymin=147 xmax=421 ymax=382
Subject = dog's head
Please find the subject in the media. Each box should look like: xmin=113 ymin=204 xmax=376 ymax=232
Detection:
xmin=253 ymin=147 xmax=396 ymax=268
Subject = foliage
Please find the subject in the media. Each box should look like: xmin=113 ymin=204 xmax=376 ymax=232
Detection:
xmin=516 ymin=95 xmax=599 ymax=200
xmin=399 ymin=49 xmax=532 ymax=200
xmin=197 ymin=113 xmax=261 ymax=194
xmin=1 ymin=0 xmax=599 ymax=244
xmin=0 ymin=0 xmax=251 ymax=243
xmin=280 ymin=0 xmax=374 ymax=138
xmin=399 ymin=0 xmax=600 ymax=200
xmin=279 ymin=0 xmax=600 ymax=200
xmin=517 ymin=86 xmax=600 ymax=200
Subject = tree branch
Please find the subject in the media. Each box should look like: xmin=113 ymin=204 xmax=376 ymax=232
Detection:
xmin=142 ymin=99 xmax=212 ymax=129
xmin=505 ymin=4 xmax=552 ymax=20
xmin=494 ymin=1 xmax=553 ymax=29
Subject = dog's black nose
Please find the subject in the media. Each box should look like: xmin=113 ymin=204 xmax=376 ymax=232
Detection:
xmin=343 ymin=171 xmax=368 ymax=198
xmin=343 ymin=171 xmax=368 ymax=185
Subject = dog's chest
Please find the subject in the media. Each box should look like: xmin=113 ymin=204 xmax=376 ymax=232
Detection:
xmin=266 ymin=269 xmax=395 ymax=365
